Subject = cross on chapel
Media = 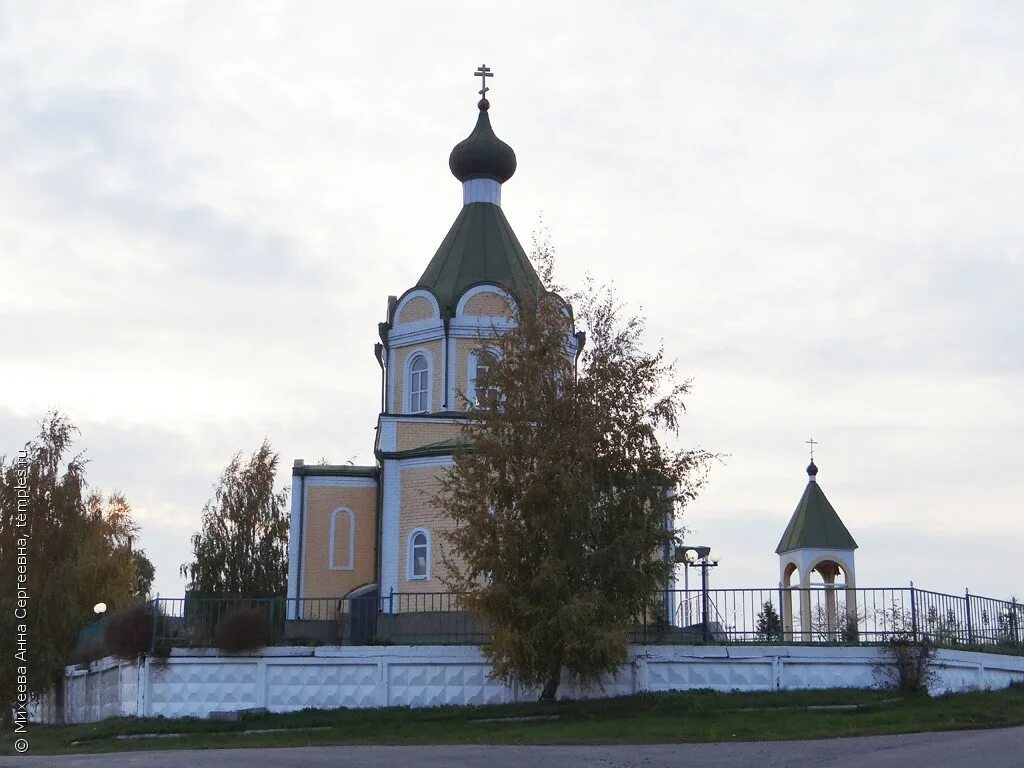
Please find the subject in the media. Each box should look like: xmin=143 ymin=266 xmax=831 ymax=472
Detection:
xmin=474 ymin=64 xmax=493 ymax=97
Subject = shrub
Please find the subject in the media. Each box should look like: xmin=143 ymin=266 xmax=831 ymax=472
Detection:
xmin=70 ymin=635 xmax=109 ymax=665
xmin=103 ymin=603 xmax=157 ymax=659
xmin=877 ymin=637 xmax=937 ymax=694
xmin=213 ymin=606 xmax=272 ymax=652
xmin=755 ymin=602 xmax=783 ymax=642
xmin=872 ymin=601 xmax=937 ymax=693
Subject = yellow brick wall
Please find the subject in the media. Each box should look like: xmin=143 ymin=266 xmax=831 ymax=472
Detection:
xmin=393 ymin=340 xmax=443 ymax=413
xmin=464 ymin=291 xmax=512 ymax=317
xmin=398 ymin=465 xmax=464 ymax=595
xmin=397 ymin=296 xmax=436 ymax=324
xmin=301 ymin=484 xmax=377 ymax=599
xmin=395 ymin=421 xmax=464 ymax=452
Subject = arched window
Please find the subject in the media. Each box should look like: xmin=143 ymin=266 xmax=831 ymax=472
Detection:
xmin=468 ymin=349 xmax=498 ymax=408
xmin=407 ymin=528 xmax=430 ymax=580
xmin=408 ymin=353 xmax=430 ymax=413
xmin=329 ymin=508 xmax=355 ymax=571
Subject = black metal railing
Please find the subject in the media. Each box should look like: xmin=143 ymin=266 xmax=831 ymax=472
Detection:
xmin=76 ymin=585 xmax=1024 ymax=653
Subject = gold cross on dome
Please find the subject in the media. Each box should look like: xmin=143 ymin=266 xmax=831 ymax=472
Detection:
xmin=805 ymin=438 xmax=818 ymax=460
xmin=474 ymin=64 xmax=493 ymax=97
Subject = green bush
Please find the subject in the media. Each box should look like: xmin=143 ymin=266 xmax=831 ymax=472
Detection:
xmin=213 ymin=606 xmax=272 ymax=652
xmin=103 ymin=603 xmax=156 ymax=660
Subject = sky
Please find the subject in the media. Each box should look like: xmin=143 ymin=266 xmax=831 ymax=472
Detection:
xmin=1 ymin=1 xmax=1022 ymax=599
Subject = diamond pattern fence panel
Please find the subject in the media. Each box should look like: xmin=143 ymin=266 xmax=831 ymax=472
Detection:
xmin=266 ymin=663 xmax=381 ymax=711
xmin=149 ymin=660 xmax=259 ymax=718
xmin=387 ymin=662 xmax=512 ymax=707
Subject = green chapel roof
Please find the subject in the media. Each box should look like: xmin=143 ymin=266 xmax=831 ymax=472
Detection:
xmin=414 ymin=201 xmax=540 ymax=314
xmin=776 ymin=462 xmax=858 ymax=554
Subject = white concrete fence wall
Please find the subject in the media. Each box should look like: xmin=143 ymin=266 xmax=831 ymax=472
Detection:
xmin=52 ymin=644 xmax=1024 ymax=724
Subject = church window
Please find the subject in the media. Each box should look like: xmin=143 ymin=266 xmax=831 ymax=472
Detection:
xmin=469 ymin=349 xmax=499 ymax=408
xmin=329 ymin=508 xmax=355 ymax=571
xmin=408 ymin=353 xmax=431 ymax=413
xmin=408 ymin=528 xmax=430 ymax=580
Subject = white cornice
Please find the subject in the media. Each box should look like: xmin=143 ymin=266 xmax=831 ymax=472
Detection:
xmin=304 ymin=477 xmax=379 ymax=489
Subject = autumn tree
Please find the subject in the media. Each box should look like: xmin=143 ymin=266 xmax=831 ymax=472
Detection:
xmin=436 ymin=244 xmax=712 ymax=700
xmin=180 ymin=441 xmax=289 ymax=597
xmin=0 ymin=413 xmax=143 ymax=725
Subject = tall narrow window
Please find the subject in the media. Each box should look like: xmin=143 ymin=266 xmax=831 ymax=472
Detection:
xmin=408 ymin=529 xmax=430 ymax=580
xmin=329 ymin=508 xmax=355 ymax=571
xmin=409 ymin=354 xmax=429 ymax=413
xmin=469 ymin=350 xmax=498 ymax=407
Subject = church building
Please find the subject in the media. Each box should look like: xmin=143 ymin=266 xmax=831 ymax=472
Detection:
xmin=286 ymin=70 xmax=581 ymax=617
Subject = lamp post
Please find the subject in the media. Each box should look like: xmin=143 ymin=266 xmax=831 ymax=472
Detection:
xmin=674 ymin=545 xmax=720 ymax=637
xmin=695 ymin=551 xmax=721 ymax=642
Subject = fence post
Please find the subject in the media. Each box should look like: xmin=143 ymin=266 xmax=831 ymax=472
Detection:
xmin=909 ymin=582 xmax=918 ymax=642
xmin=701 ymin=561 xmax=710 ymax=643
xmin=778 ymin=584 xmax=785 ymax=643
xmin=389 ymin=587 xmax=394 ymax=615
xmin=1013 ymin=597 xmax=1020 ymax=645
xmin=149 ymin=598 xmax=159 ymax=654
xmin=965 ymin=589 xmax=974 ymax=645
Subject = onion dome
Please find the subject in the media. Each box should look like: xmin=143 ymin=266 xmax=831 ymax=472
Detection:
xmin=448 ymin=98 xmax=517 ymax=183
xmin=807 ymin=460 xmax=818 ymax=478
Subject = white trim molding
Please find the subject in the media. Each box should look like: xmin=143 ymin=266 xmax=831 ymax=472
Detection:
xmin=328 ymin=507 xmax=356 ymax=571
xmin=380 ymin=460 xmax=402 ymax=603
xmin=386 ymin=345 xmax=397 ymax=413
xmin=286 ymin=471 xmax=303 ymax=616
xmin=393 ymin=289 xmax=441 ymax=326
xmin=407 ymin=527 xmax=432 ymax=581
xmin=396 ymin=455 xmax=456 ymax=470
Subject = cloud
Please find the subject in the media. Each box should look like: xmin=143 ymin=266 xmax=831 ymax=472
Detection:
xmin=1 ymin=1 xmax=1022 ymax=598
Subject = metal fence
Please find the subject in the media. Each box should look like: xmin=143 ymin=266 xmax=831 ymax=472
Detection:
xmin=81 ymin=585 xmax=1024 ymax=653
xmin=657 ymin=585 xmax=1024 ymax=647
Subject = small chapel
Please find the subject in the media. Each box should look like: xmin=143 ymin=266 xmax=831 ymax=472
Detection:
xmin=286 ymin=69 xmax=582 ymax=616
xmin=776 ymin=456 xmax=859 ymax=640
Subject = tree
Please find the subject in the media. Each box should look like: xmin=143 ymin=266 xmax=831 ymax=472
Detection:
xmin=755 ymin=602 xmax=784 ymax=642
xmin=0 ymin=413 xmax=143 ymax=725
xmin=180 ymin=441 xmax=289 ymax=597
xmin=436 ymin=241 xmax=713 ymax=701
xmin=131 ymin=549 xmax=156 ymax=598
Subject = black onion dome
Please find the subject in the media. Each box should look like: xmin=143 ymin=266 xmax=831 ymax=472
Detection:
xmin=807 ymin=460 xmax=819 ymax=477
xmin=448 ymin=99 xmax=517 ymax=183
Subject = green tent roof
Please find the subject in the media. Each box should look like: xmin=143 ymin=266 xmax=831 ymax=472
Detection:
xmin=415 ymin=202 xmax=540 ymax=315
xmin=776 ymin=479 xmax=858 ymax=554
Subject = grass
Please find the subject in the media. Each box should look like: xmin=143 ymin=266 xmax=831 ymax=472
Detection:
xmin=7 ymin=685 xmax=1024 ymax=755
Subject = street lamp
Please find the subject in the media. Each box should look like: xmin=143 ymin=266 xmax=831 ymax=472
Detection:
xmin=674 ymin=545 xmax=720 ymax=641
xmin=93 ymin=603 xmax=107 ymax=615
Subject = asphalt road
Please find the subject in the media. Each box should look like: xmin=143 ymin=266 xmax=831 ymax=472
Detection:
xmin=4 ymin=727 xmax=1024 ymax=768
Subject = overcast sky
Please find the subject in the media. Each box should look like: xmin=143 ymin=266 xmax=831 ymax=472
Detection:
xmin=2 ymin=2 xmax=1021 ymax=599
